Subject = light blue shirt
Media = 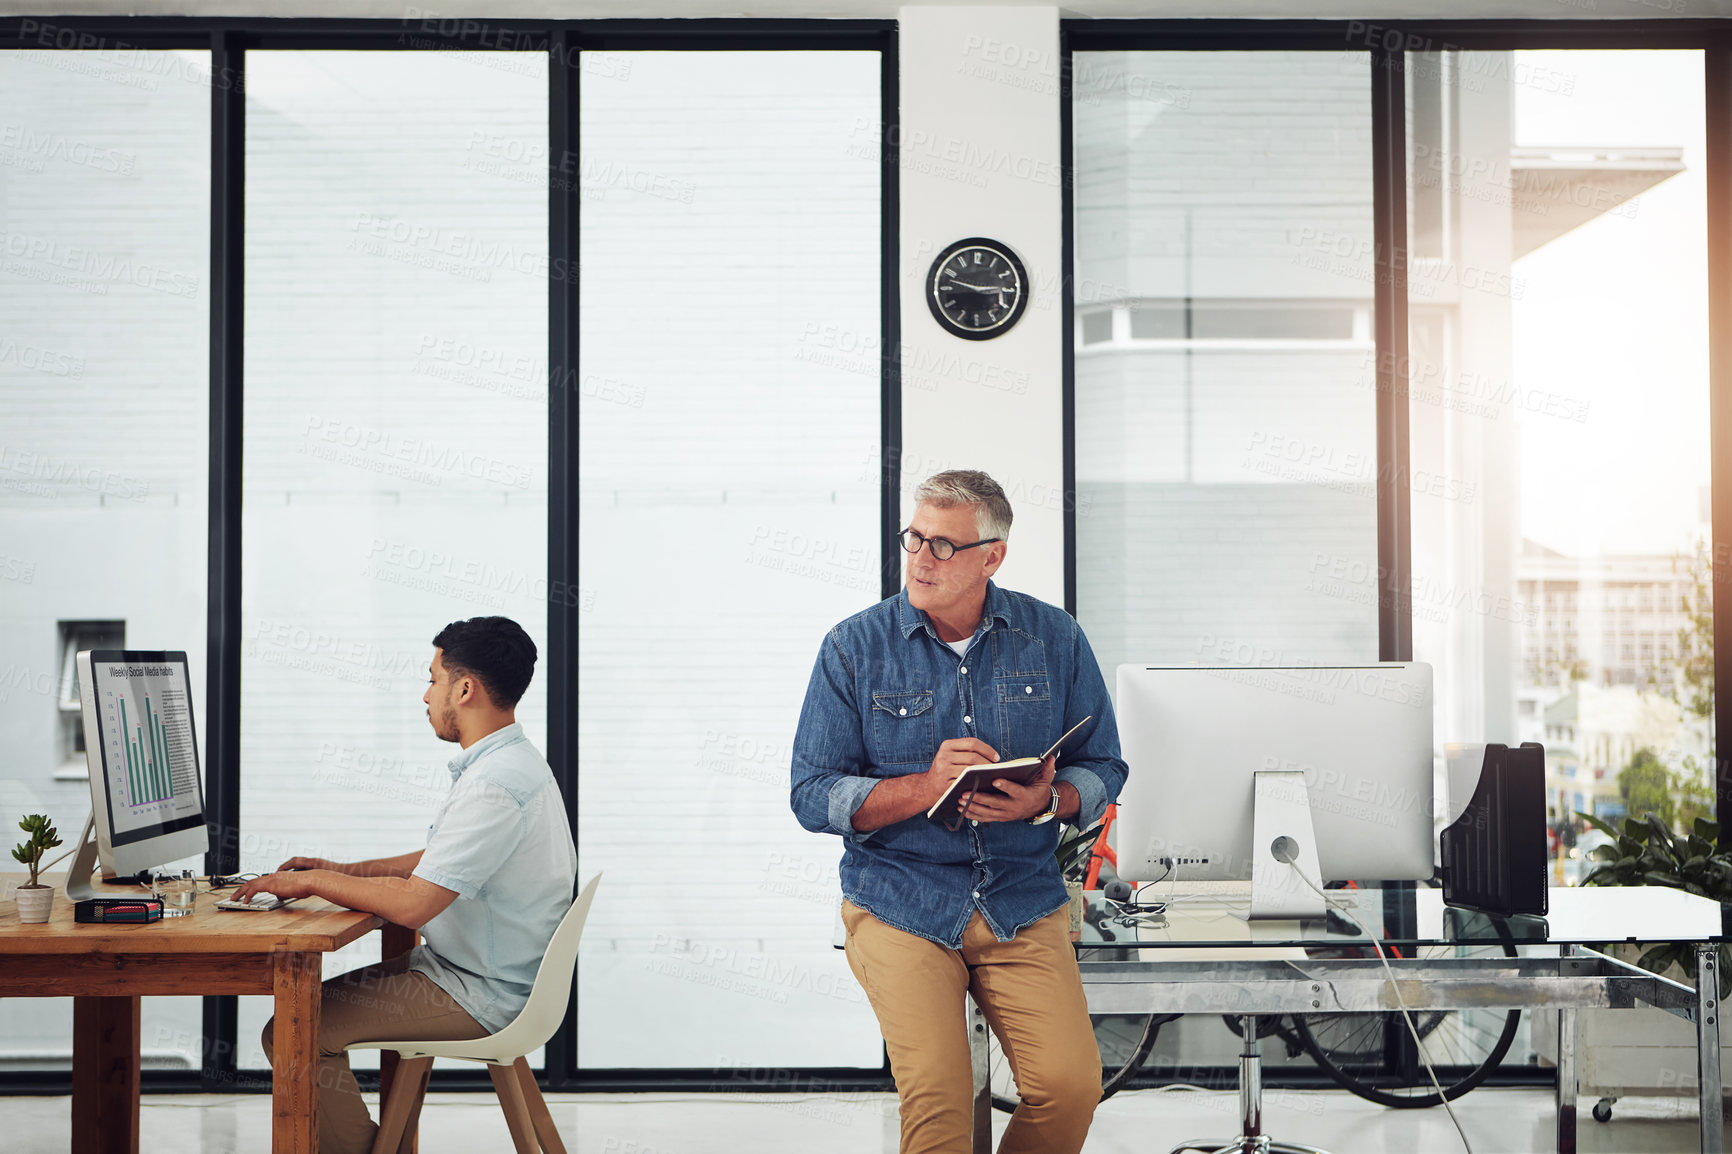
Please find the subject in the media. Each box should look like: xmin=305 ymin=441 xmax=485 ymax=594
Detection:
xmin=409 ymin=723 xmax=577 ymax=1034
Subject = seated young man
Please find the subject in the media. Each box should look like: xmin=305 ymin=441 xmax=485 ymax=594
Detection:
xmin=238 ymin=614 xmax=577 ymax=1154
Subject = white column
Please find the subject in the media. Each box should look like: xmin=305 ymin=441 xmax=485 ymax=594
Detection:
xmin=897 ymin=6 xmax=1065 ymax=605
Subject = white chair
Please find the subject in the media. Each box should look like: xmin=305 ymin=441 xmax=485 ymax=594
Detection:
xmin=349 ymin=873 xmax=601 ymax=1154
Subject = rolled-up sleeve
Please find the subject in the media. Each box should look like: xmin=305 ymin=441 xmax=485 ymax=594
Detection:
xmin=1054 ymin=617 xmax=1128 ymax=830
xmin=790 ymin=630 xmax=880 ymax=844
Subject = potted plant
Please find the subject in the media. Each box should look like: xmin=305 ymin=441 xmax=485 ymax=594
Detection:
xmin=1577 ymin=811 xmax=1732 ymax=995
xmin=1056 ymin=819 xmax=1109 ymax=941
xmin=1534 ymin=811 xmax=1732 ymax=1120
xmin=11 ymin=814 xmax=63 ymax=924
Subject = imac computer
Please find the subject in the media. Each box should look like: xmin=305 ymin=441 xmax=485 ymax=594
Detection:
xmin=65 ymin=649 xmax=209 ymax=899
xmin=1114 ymin=663 xmax=1434 ymax=920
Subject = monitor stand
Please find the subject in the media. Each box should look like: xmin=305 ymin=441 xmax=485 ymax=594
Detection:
xmin=63 ymin=811 xmax=103 ymax=901
xmin=1245 ymin=770 xmax=1327 ymax=922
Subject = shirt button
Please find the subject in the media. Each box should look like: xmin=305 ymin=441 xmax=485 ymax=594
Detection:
xmin=970 ymin=819 xmax=979 ymax=827
xmin=899 ymin=707 xmax=907 ymax=716
xmin=972 ymin=891 xmax=981 ymax=899
xmin=963 ymin=715 xmax=972 ymax=725
xmin=1025 ymin=686 xmax=1033 ymax=694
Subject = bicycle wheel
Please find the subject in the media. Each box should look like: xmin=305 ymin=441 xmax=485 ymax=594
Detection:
xmin=1293 ymin=939 xmax=1521 ymax=1108
xmin=988 ymin=1009 xmax=1173 ymax=1113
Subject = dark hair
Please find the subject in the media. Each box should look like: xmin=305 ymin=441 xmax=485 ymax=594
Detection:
xmin=432 ymin=616 xmax=537 ymax=709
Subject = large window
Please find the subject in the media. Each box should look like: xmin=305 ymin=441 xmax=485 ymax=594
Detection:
xmin=576 ymin=50 xmax=883 ymax=1070
xmin=0 ymin=48 xmax=210 ymax=1072
xmin=1404 ymin=49 xmax=1712 ymax=879
xmin=236 ymin=50 xmax=548 ymax=1069
xmin=1073 ymin=50 xmax=1380 ymax=679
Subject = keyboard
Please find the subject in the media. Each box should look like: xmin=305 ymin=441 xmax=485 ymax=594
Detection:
xmin=215 ymin=894 xmax=296 ymax=912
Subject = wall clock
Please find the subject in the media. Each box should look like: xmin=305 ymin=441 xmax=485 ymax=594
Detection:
xmin=926 ymin=237 xmax=1028 ymax=340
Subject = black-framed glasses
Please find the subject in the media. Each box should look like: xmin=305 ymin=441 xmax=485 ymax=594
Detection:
xmin=898 ymin=528 xmax=1001 ymax=561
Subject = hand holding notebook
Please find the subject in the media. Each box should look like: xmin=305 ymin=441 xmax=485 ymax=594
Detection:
xmin=926 ymin=716 xmax=1094 ymax=830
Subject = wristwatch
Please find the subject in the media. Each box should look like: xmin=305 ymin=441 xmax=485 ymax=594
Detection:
xmin=1027 ymin=785 xmax=1061 ymax=825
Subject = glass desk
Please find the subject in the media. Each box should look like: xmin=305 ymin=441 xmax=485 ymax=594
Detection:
xmin=1052 ymin=886 xmax=1726 ymax=1154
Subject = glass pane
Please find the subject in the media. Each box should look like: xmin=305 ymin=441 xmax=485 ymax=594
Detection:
xmin=1074 ymin=51 xmax=1379 ymax=682
xmin=1407 ymin=51 xmax=1712 ymax=889
xmin=0 ymin=47 xmax=209 ymax=1074
xmin=577 ymin=50 xmax=883 ymax=1069
xmin=235 ymin=50 xmax=547 ymax=1070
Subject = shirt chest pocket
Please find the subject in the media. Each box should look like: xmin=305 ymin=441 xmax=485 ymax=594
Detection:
xmin=870 ymin=690 xmax=935 ymax=771
xmin=996 ymin=676 xmax=1052 ymax=758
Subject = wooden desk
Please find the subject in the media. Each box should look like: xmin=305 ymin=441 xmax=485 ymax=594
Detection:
xmin=0 ymin=876 xmax=407 ymax=1154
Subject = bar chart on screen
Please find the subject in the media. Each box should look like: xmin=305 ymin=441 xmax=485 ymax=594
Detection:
xmin=94 ymin=661 xmax=200 ymax=825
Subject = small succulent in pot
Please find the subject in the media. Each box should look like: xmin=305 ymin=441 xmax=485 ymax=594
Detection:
xmin=12 ymin=813 xmax=62 ymax=890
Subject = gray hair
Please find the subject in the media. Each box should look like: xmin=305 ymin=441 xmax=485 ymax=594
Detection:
xmin=913 ymin=470 xmax=1013 ymax=542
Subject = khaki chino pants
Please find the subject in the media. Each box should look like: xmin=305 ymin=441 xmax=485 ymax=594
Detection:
xmin=843 ymin=900 xmax=1102 ymax=1154
xmin=262 ymin=951 xmax=487 ymax=1154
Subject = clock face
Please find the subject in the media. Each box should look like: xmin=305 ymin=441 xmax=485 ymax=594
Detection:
xmin=927 ymin=238 xmax=1028 ymax=340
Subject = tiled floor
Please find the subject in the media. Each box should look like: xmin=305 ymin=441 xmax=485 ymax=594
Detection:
xmin=4 ymin=1086 xmax=1724 ymax=1152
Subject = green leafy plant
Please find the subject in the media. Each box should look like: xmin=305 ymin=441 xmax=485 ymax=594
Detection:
xmin=1056 ymin=820 xmax=1108 ymax=883
xmin=11 ymin=814 xmax=63 ymax=889
xmin=1577 ymin=810 xmax=1732 ymax=997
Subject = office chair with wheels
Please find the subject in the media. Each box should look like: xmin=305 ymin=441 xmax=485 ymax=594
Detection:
xmin=348 ymin=873 xmax=601 ymax=1154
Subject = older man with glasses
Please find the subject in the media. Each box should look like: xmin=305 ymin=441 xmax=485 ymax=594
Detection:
xmin=791 ymin=469 xmax=1127 ymax=1154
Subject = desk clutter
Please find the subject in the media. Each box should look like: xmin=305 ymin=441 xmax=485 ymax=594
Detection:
xmin=72 ymin=896 xmax=163 ymax=924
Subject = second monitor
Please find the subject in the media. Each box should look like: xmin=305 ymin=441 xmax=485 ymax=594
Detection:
xmin=1114 ymin=663 xmax=1434 ymax=918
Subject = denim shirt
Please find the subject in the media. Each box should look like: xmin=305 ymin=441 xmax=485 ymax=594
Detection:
xmin=790 ymin=580 xmax=1127 ymax=949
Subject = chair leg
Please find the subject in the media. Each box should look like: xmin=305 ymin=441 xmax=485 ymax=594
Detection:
xmin=488 ymin=1061 xmax=542 ymax=1154
xmin=371 ymin=1056 xmax=432 ymax=1154
xmin=393 ymin=1060 xmax=433 ymax=1154
xmin=513 ymin=1056 xmax=568 ymax=1154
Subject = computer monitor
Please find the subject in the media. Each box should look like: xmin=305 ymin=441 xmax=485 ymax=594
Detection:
xmin=65 ymin=649 xmax=209 ymax=899
xmin=1114 ymin=663 xmax=1434 ymax=919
